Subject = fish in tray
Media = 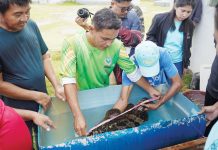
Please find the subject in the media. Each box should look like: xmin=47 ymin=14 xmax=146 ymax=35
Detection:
xmin=88 ymin=97 xmax=157 ymax=136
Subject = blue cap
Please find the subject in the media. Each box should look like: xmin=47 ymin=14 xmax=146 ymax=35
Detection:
xmin=135 ymin=41 xmax=160 ymax=77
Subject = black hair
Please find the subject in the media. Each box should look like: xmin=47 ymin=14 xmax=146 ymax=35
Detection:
xmin=174 ymin=0 xmax=196 ymax=9
xmin=0 ymin=0 xmax=31 ymax=14
xmin=169 ymin=0 xmax=196 ymax=32
xmin=92 ymin=8 xmax=121 ymax=31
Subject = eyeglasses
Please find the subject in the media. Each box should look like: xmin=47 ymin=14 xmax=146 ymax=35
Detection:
xmin=117 ymin=5 xmax=133 ymax=13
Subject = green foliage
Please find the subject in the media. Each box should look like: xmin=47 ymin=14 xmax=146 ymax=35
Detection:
xmin=181 ymin=72 xmax=193 ymax=92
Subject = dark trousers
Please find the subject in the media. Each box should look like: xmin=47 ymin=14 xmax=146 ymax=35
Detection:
xmin=204 ymin=90 xmax=218 ymax=136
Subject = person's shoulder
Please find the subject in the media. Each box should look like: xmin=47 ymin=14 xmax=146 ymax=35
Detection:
xmin=159 ymin=47 xmax=167 ymax=55
xmin=127 ymin=10 xmax=140 ymax=20
xmin=62 ymin=33 xmax=85 ymax=53
xmin=159 ymin=48 xmax=171 ymax=62
xmin=131 ymin=5 xmax=143 ymax=15
xmin=27 ymin=19 xmax=38 ymax=27
xmin=25 ymin=19 xmax=41 ymax=32
xmin=187 ymin=19 xmax=195 ymax=29
xmin=128 ymin=9 xmax=138 ymax=17
xmin=65 ymin=32 xmax=85 ymax=43
xmin=154 ymin=12 xmax=170 ymax=20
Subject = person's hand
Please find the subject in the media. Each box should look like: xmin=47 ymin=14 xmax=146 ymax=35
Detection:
xmin=198 ymin=105 xmax=218 ymax=126
xmin=144 ymin=88 xmax=161 ymax=110
xmin=143 ymin=102 xmax=160 ymax=110
xmin=34 ymin=92 xmax=51 ymax=110
xmin=143 ymin=95 xmax=165 ymax=110
xmin=147 ymin=87 xmax=161 ymax=98
xmin=55 ymin=85 xmax=66 ymax=101
xmin=113 ymin=98 xmax=128 ymax=112
xmin=143 ymin=97 xmax=162 ymax=110
xmin=74 ymin=113 xmax=87 ymax=136
xmin=75 ymin=16 xmax=90 ymax=31
xmin=32 ymin=112 xmax=55 ymax=131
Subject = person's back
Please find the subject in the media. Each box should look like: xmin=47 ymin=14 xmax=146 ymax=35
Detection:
xmin=0 ymin=100 xmax=32 ymax=150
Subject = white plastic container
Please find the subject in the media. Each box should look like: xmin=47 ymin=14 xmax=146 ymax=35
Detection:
xmin=200 ymin=65 xmax=212 ymax=91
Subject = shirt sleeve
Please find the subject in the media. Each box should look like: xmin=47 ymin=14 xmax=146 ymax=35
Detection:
xmin=191 ymin=0 xmax=203 ymax=24
xmin=117 ymin=46 xmax=141 ymax=82
xmin=60 ymin=39 xmax=77 ymax=85
xmin=129 ymin=10 xmax=141 ymax=31
xmin=31 ymin=20 xmax=48 ymax=55
xmin=160 ymin=49 xmax=178 ymax=78
xmin=122 ymin=71 xmax=133 ymax=86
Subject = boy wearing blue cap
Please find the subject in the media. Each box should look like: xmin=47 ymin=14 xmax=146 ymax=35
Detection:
xmin=114 ymin=41 xmax=182 ymax=111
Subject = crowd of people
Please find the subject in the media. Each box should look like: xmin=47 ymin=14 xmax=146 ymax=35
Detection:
xmin=0 ymin=0 xmax=217 ymax=149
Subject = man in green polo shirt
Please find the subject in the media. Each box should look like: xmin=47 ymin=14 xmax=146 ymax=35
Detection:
xmin=61 ymin=8 xmax=160 ymax=136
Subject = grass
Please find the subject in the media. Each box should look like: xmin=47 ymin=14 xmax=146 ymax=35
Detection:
xmin=30 ymin=1 xmax=189 ymax=95
xmin=182 ymin=73 xmax=193 ymax=92
xmin=31 ymin=0 xmax=171 ymax=51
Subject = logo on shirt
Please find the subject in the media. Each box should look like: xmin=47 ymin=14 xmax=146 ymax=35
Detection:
xmin=104 ymin=57 xmax=112 ymax=67
xmin=147 ymin=73 xmax=161 ymax=87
